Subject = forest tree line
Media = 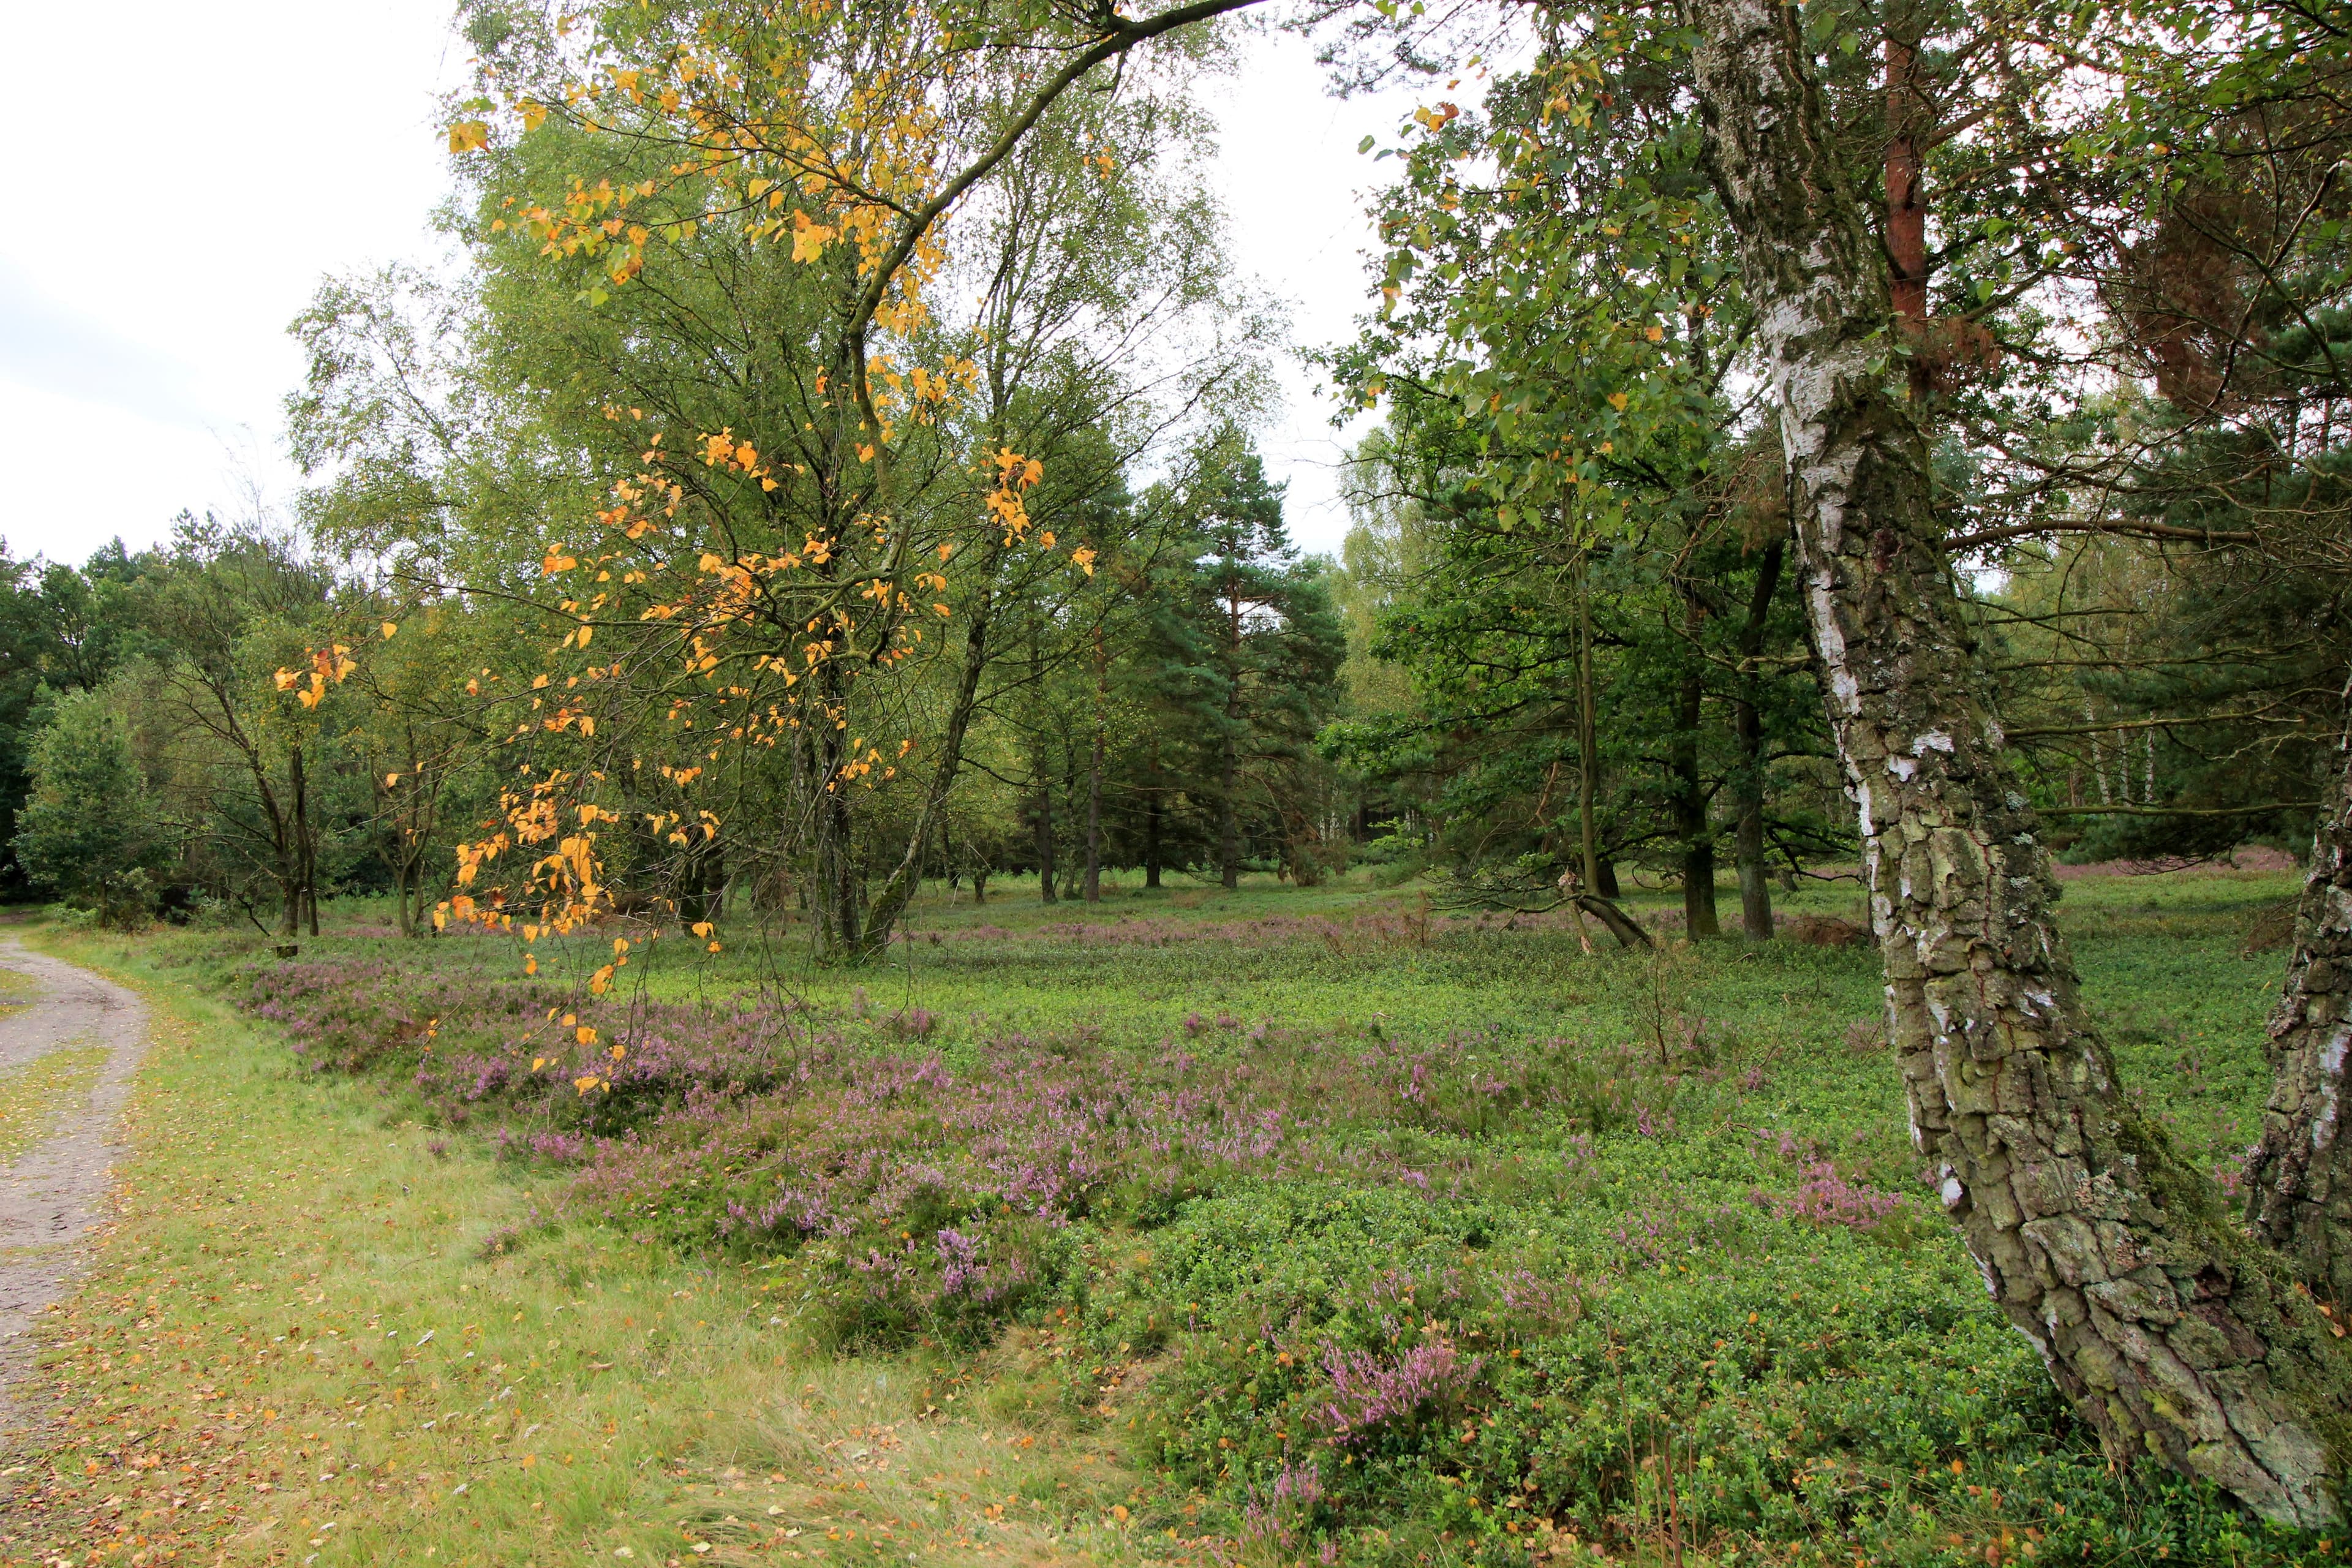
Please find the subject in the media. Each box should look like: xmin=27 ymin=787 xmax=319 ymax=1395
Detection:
xmin=0 ymin=7 xmax=2339 ymax=941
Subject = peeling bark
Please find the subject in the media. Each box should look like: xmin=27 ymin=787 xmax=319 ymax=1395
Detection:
xmin=1685 ymin=0 xmax=2351 ymax=1523
xmin=2250 ymin=695 xmax=2352 ymax=1302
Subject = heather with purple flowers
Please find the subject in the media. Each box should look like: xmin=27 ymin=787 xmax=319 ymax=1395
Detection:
xmin=1316 ymin=1338 xmax=1484 ymax=1446
xmin=191 ymin=868 xmax=2297 ymax=1568
xmin=1751 ymin=1160 xmax=1904 ymax=1232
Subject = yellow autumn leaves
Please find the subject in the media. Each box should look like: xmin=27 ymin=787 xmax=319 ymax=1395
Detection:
xmin=273 ymin=644 xmax=359 ymax=710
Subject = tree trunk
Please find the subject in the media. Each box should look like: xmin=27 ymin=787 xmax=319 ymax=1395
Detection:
xmin=854 ymin=557 xmax=1004 ymax=958
xmin=1085 ymin=627 xmax=1105 ymax=902
xmin=1221 ymin=567 xmax=1244 ymax=891
xmin=1734 ymin=541 xmax=1787 ymax=940
xmin=815 ymin=695 xmax=862 ymax=958
xmin=1145 ymin=739 xmax=1164 ymax=889
xmin=394 ymin=856 xmax=415 ymax=938
xmin=1687 ymin=0 xmax=2349 ymax=1523
xmin=1671 ymin=590 xmax=1720 ymax=937
xmin=1036 ymin=783 xmax=1057 ymax=904
xmin=1577 ymin=894 xmax=1653 ymax=950
xmin=1577 ymin=549 xmax=1604 ymax=894
xmin=1218 ymin=733 xmax=1241 ymax=891
xmin=287 ymin=743 xmax=312 ymax=938
xmin=795 ymin=657 xmax=865 ymax=962
xmin=2249 ymin=691 xmax=2352 ymax=1301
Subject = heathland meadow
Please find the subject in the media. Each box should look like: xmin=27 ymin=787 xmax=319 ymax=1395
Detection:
xmin=3 ymin=863 xmax=2330 ymax=1567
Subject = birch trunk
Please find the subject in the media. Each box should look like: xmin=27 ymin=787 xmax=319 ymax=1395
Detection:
xmin=1686 ymin=0 xmax=2350 ymax=1523
xmin=2248 ymin=697 xmax=2352 ymax=1302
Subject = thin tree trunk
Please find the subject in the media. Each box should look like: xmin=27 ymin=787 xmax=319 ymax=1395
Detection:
xmin=1687 ymin=0 xmax=2348 ymax=1523
xmin=390 ymin=753 xmax=416 ymax=938
xmin=1733 ymin=541 xmax=1787 ymax=940
xmin=287 ymin=743 xmax=311 ymax=938
xmin=1085 ymin=626 xmax=1105 ymax=902
xmin=1059 ymin=752 xmax=1084 ymax=901
xmin=1577 ymin=549 xmax=1603 ymax=894
xmin=812 ymin=665 xmax=862 ymax=958
xmin=1036 ymin=783 xmax=1057 ymax=905
xmin=1221 ymin=576 xmax=1244 ymax=891
xmin=1145 ymin=739 xmax=1164 ymax=889
xmin=855 ymin=557 xmax=1005 ymax=957
xmin=1218 ymin=736 xmax=1240 ymax=890
xmin=1672 ymin=589 xmax=1720 ymax=937
xmin=2249 ymin=685 xmax=2352 ymax=1300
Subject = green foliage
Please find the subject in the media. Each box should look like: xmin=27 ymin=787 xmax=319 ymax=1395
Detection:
xmin=180 ymin=861 xmax=2328 ymax=1564
xmin=1142 ymin=428 xmax=1351 ymax=884
xmin=13 ymin=688 xmax=162 ymax=917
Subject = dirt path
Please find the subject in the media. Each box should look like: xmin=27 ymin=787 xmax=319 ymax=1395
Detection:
xmin=0 ymin=940 xmax=147 ymax=1427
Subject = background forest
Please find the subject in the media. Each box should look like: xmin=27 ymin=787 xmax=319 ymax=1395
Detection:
xmin=0 ymin=7 xmax=2338 ymax=944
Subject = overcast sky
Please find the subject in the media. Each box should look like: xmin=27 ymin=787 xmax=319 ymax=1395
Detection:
xmin=0 ymin=6 xmax=1422 ymax=568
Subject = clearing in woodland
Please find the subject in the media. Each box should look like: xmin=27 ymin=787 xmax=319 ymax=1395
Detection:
xmin=0 ymin=864 xmax=2337 ymax=1568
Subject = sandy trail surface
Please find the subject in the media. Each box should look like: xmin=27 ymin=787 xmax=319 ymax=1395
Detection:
xmin=0 ymin=940 xmax=146 ymax=1428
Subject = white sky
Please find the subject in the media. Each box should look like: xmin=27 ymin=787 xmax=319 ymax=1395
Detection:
xmin=0 ymin=6 xmax=1423 ymax=568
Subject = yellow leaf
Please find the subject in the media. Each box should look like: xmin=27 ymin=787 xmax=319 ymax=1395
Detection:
xmin=382 ymin=620 xmax=399 ymax=639
xmin=790 ymin=211 xmax=835 ymax=263
xmin=385 ymin=772 xmax=401 ymax=787
xmin=690 ymin=921 xmax=714 ymax=938
xmin=576 ymin=1025 xmax=597 ymax=1046
xmin=1606 ymin=391 xmax=1629 ymax=411
xmin=609 ymin=1044 xmax=627 ymax=1061
xmin=447 ymin=120 xmax=490 ymax=154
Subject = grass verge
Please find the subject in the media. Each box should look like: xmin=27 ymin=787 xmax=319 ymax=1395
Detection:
xmin=0 ymin=929 xmax=1183 ymax=1568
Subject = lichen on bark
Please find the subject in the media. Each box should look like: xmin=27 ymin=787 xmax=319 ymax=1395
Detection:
xmin=2250 ymin=707 xmax=2352 ymax=1303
